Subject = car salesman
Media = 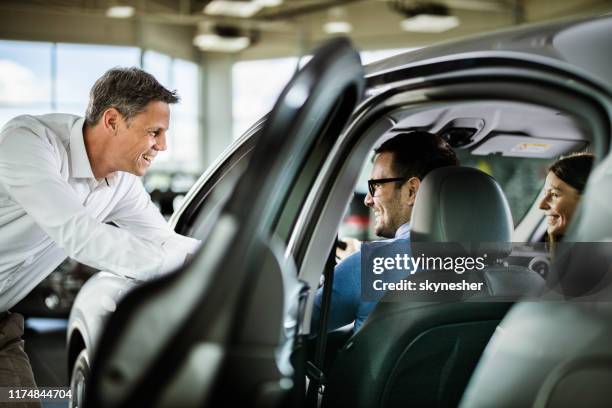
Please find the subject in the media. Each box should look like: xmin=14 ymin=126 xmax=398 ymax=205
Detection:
xmin=0 ymin=67 xmax=200 ymax=403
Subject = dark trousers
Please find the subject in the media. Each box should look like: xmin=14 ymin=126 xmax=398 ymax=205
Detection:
xmin=0 ymin=312 xmax=41 ymax=408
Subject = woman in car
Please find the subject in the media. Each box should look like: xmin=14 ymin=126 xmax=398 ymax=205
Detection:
xmin=538 ymin=152 xmax=594 ymax=250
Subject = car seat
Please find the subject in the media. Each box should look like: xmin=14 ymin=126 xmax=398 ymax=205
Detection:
xmin=322 ymin=166 xmax=544 ymax=408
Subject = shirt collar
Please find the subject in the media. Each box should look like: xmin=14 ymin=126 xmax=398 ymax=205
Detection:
xmin=395 ymin=222 xmax=411 ymax=239
xmin=69 ymin=118 xmax=118 ymax=188
xmin=70 ymin=117 xmax=95 ymax=180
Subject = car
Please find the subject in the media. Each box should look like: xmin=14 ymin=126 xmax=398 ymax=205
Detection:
xmin=67 ymin=14 xmax=612 ymax=408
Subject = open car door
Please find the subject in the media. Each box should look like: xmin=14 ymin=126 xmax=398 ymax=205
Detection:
xmin=86 ymin=37 xmax=364 ymax=408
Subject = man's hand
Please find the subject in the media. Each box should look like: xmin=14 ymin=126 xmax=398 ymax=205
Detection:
xmin=336 ymin=237 xmax=361 ymax=262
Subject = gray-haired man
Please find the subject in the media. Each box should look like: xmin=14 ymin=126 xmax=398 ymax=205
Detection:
xmin=0 ymin=67 xmax=199 ymax=399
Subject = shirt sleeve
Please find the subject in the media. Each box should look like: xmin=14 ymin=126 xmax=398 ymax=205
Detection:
xmin=0 ymin=125 xmax=192 ymax=280
xmin=105 ymin=176 xmax=201 ymax=257
xmin=311 ymin=251 xmax=362 ymax=334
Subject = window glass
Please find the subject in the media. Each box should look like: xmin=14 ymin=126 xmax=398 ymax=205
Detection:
xmin=232 ymin=57 xmax=298 ymax=139
xmin=141 ymin=51 xmax=173 ymax=168
xmin=143 ymin=50 xmax=171 ymax=88
xmin=170 ymin=59 xmax=201 ymax=171
xmin=181 ymin=133 xmax=258 ymax=238
xmin=455 ymin=150 xmax=552 ymax=225
xmin=0 ymin=40 xmax=53 ymax=128
xmin=231 ymin=49 xmax=415 ymax=140
xmin=56 ymin=43 xmax=141 ymax=115
xmin=272 ymin=87 xmax=357 ymax=245
xmin=167 ymin=114 xmax=201 ymax=172
xmin=143 ymin=56 xmax=201 ymax=172
xmin=173 ymin=59 xmax=199 ymax=116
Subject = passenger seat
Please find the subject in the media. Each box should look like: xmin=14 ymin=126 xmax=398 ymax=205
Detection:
xmin=322 ymin=166 xmax=544 ymax=408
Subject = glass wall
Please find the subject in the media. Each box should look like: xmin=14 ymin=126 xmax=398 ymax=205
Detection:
xmin=142 ymin=50 xmax=201 ymax=171
xmin=56 ymin=43 xmax=141 ymax=115
xmin=0 ymin=40 xmax=201 ymax=172
xmin=231 ymin=48 xmax=415 ymax=139
xmin=232 ymin=57 xmax=299 ymax=139
xmin=0 ymin=40 xmax=53 ymax=127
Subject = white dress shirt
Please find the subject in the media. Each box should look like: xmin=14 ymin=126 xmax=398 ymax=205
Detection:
xmin=0 ymin=113 xmax=200 ymax=310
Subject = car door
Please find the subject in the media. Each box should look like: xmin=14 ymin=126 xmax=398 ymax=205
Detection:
xmin=85 ymin=37 xmax=364 ymax=408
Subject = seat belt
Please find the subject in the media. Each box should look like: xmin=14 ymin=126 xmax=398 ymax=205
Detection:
xmin=305 ymin=238 xmax=337 ymax=407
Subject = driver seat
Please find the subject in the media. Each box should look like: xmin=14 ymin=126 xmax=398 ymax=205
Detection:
xmin=322 ymin=166 xmax=544 ymax=408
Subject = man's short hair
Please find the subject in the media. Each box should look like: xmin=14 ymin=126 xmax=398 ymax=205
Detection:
xmin=374 ymin=131 xmax=459 ymax=180
xmin=85 ymin=67 xmax=179 ymax=126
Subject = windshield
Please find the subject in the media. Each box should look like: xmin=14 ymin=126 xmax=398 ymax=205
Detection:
xmin=455 ymin=150 xmax=553 ymax=225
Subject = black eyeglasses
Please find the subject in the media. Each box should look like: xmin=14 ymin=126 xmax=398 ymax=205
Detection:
xmin=367 ymin=177 xmax=407 ymax=196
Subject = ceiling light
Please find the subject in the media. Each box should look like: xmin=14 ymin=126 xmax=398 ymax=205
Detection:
xmin=204 ymin=0 xmax=263 ymax=18
xmin=254 ymin=0 xmax=283 ymax=6
xmin=193 ymin=22 xmax=252 ymax=53
xmin=400 ymin=14 xmax=459 ymax=32
xmin=323 ymin=7 xmax=352 ymax=34
xmin=390 ymin=1 xmax=460 ymax=33
xmin=194 ymin=35 xmax=251 ymax=52
xmin=324 ymin=21 xmax=353 ymax=34
xmin=106 ymin=5 xmax=135 ymax=18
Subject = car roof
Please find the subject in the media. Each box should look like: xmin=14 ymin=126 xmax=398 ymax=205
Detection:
xmin=365 ymin=14 xmax=612 ymax=89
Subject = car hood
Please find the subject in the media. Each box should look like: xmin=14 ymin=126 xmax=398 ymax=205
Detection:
xmin=366 ymin=15 xmax=612 ymax=89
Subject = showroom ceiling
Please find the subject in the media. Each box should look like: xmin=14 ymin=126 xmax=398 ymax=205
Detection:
xmin=0 ymin=0 xmax=609 ymax=59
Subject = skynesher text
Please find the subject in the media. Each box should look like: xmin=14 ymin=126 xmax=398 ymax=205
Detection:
xmin=373 ymin=279 xmax=485 ymax=292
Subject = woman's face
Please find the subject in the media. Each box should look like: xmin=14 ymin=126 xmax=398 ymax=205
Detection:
xmin=538 ymin=171 xmax=581 ymax=239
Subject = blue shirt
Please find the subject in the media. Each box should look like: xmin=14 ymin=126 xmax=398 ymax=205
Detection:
xmin=311 ymin=223 xmax=411 ymax=334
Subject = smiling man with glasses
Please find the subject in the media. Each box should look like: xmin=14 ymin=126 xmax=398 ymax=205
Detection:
xmin=311 ymin=131 xmax=458 ymax=334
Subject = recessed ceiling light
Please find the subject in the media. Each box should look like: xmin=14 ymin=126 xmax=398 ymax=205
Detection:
xmin=204 ymin=0 xmax=263 ymax=18
xmin=193 ymin=22 xmax=252 ymax=52
xmin=254 ymin=0 xmax=283 ymax=6
xmin=400 ymin=14 xmax=459 ymax=33
xmin=323 ymin=21 xmax=353 ymax=34
xmin=193 ymin=34 xmax=251 ymax=52
xmin=106 ymin=5 xmax=135 ymax=19
xmin=323 ymin=7 xmax=352 ymax=34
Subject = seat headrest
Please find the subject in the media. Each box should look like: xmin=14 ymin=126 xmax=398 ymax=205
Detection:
xmin=410 ymin=166 xmax=513 ymax=258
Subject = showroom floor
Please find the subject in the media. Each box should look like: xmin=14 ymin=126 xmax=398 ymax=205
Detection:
xmin=24 ymin=318 xmax=69 ymax=408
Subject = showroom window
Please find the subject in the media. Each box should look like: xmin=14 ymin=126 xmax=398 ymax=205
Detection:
xmin=56 ymin=43 xmax=141 ymax=115
xmin=143 ymin=51 xmax=202 ymax=172
xmin=232 ymin=56 xmax=300 ymax=139
xmin=231 ymin=48 xmax=414 ymax=139
xmin=143 ymin=50 xmax=172 ymax=88
xmin=0 ymin=40 xmax=53 ymax=128
xmin=0 ymin=40 xmax=201 ymax=172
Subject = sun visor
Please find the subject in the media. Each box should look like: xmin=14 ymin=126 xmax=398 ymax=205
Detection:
xmin=471 ymin=135 xmax=587 ymax=158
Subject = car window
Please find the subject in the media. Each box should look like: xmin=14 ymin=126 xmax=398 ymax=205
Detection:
xmin=173 ymin=129 xmax=259 ymax=237
xmin=454 ymin=150 xmax=553 ymax=226
xmin=272 ymin=94 xmax=357 ymax=243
